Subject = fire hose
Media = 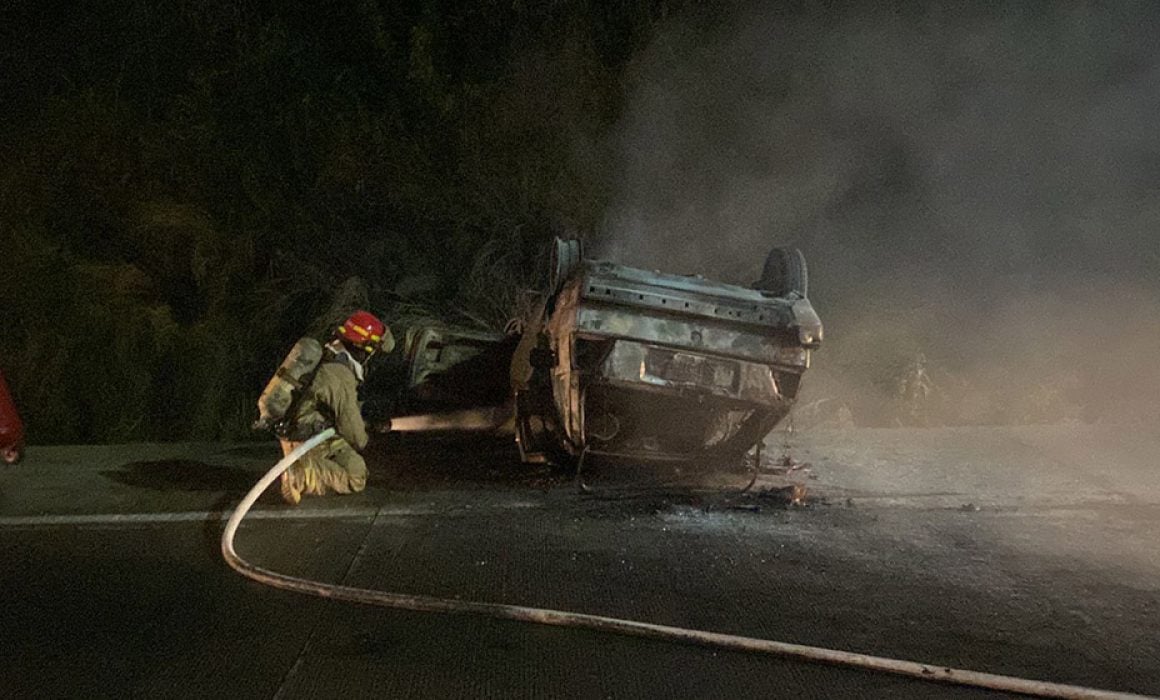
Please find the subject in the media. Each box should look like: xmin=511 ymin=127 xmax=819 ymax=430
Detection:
xmin=222 ymin=428 xmax=1150 ymax=699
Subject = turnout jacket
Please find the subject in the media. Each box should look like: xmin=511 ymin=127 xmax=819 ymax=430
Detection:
xmin=294 ymin=361 xmax=368 ymax=450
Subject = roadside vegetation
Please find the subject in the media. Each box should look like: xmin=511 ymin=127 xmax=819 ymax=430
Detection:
xmin=0 ymin=1 xmax=700 ymax=443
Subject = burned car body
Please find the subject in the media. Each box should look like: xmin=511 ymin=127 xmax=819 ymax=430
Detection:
xmin=400 ymin=240 xmax=822 ymax=469
xmin=511 ymin=241 xmax=822 ymax=467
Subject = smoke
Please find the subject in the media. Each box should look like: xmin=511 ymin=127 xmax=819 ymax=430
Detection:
xmin=596 ymin=3 xmax=1160 ymax=426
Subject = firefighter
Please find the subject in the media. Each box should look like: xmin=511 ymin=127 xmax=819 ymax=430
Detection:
xmin=279 ymin=310 xmax=394 ymax=505
xmin=897 ymin=352 xmax=936 ymax=426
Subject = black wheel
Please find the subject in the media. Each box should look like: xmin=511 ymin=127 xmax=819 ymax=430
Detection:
xmin=755 ymin=247 xmax=808 ymax=298
xmin=550 ymin=237 xmax=583 ymax=293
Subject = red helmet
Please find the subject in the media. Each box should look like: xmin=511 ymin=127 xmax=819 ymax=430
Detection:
xmin=337 ymin=310 xmax=387 ymax=352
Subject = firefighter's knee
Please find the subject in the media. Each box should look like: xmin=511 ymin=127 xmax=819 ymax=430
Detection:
xmin=331 ymin=445 xmax=367 ymax=493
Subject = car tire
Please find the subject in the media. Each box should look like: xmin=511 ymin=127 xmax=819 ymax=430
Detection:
xmin=755 ymin=247 xmax=808 ymax=298
xmin=550 ymin=237 xmax=583 ymax=293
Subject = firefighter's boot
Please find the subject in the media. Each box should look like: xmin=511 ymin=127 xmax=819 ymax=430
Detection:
xmin=280 ymin=464 xmax=306 ymax=505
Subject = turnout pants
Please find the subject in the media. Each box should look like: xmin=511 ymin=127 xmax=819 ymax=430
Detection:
xmin=278 ymin=435 xmax=368 ymax=495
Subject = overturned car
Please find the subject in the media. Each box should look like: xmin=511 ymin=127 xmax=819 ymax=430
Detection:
xmin=398 ymin=239 xmax=822 ymax=470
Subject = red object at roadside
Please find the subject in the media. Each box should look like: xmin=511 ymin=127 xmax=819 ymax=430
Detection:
xmin=0 ymin=369 xmax=25 ymax=464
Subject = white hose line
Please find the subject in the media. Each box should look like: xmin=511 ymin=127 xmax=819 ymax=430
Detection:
xmin=222 ymin=430 xmax=1152 ymax=700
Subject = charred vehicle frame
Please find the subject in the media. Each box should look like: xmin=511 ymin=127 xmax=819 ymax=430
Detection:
xmin=399 ymin=238 xmax=823 ymax=472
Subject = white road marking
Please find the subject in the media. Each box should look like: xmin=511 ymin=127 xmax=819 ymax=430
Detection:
xmin=0 ymin=499 xmax=547 ymax=527
xmin=0 ymin=507 xmax=431 ymax=527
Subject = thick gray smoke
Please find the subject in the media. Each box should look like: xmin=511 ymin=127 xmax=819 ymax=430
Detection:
xmin=597 ymin=4 xmax=1160 ymax=427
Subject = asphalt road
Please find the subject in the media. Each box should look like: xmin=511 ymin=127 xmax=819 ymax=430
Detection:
xmin=1 ymin=425 xmax=1157 ymax=699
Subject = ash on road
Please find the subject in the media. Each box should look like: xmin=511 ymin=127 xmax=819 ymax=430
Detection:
xmin=1 ymin=424 xmax=1157 ymax=699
